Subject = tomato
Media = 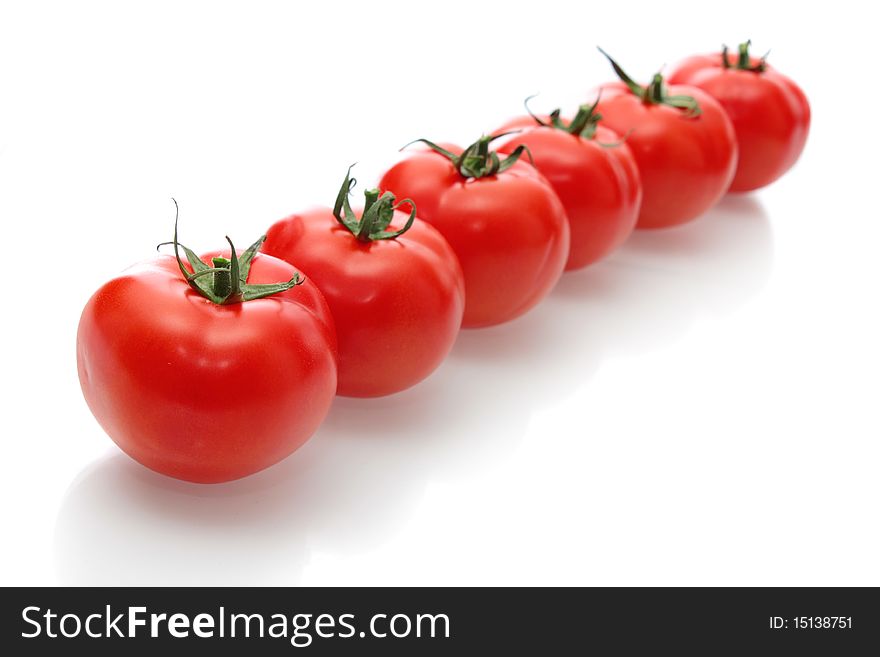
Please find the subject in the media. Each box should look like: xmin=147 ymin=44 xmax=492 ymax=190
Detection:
xmin=378 ymin=135 xmax=569 ymax=327
xmin=495 ymin=101 xmax=642 ymax=270
xmin=668 ymin=40 xmax=810 ymax=192
xmin=592 ymin=49 xmax=738 ymax=229
xmin=263 ymin=168 xmax=465 ymax=397
xmin=76 ymin=216 xmax=338 ymax=483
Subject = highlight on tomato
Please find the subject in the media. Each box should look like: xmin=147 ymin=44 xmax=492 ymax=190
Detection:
xmin=263 ymin=167 xmax=465 ymax=398
xmin=494 ymin=98 xmax=642 ymax=270
xmin=76 ymin=207 xmax=338 ymax=483
xmin=668 ymin=40 xmax=810 ymax=192
xmin=592 ymin=48 xmax=738 ymax=229
xmin=378 ymin=134 xmax=570 ymax=328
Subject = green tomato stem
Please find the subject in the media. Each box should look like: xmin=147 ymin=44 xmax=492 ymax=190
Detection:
xmin=162 ymin=199 xmax=303 ymax=305
xmin=597 ymin=47 xmax=702 ymax=117
xmin=211 ymin=257 xmax=232 ymax=298
xmin=332 ymin=167 xmax=418 ymax=242
xmin=722 ymin=40 xmax=768 ymax=73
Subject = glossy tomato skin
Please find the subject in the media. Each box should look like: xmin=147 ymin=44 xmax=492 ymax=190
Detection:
xmin=593 ymin=82 xmax=737 ymax=229
xmin=76 ymin=252 xmax=337 ymax=483
xmin=496 ymin=121 xmax=641 ymax=270
xmin=264 ymin=208 xmax=465 ymax=397
xmin=668 ymin=54 xmax=810 ymax=192
xmin=378 ymin=151 xmax=569 ymax=327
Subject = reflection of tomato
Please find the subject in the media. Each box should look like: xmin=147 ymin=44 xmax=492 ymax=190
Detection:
xmin=495 ymin=103 xmax=641 ymax=270
xmin=77 ymin=224 xmax=337 ymax=483
xmin=379 ymin=136 xmax=569 ymax=327
xmin=668 ymin=41 xmax=810 ymax=192
xmin=264 ymin=168 xmax=465 ymax=397
xmin=593 ymin=50 xmax=738 ymax=229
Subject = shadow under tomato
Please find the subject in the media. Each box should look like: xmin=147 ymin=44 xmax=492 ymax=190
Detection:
xmin=53 ymin=356 xmax=534 ymax=585
xmin=556 ymin=195 xmax=772 ymax=344
xmin=54 ymin=193 xmax=773 ymax=585
xmin=452 ymin=194 xmax=774 ymax=407
xmin=54 ymin=451 xmax=310 ymax=585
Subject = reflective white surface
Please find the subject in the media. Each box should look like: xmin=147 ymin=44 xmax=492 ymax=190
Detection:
xmin=1 ymin=0 xmax=878 ymax=585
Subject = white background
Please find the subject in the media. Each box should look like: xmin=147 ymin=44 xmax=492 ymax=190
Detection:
xmin=1 ymin=0 xmax=877 ymax=586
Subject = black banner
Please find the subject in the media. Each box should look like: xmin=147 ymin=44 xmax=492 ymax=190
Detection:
xmin=1 ymin=587 xmax=877 ymax=654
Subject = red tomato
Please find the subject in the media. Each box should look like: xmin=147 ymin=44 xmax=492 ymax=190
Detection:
xmin=592 ymin=50 xmax=738 ymax=229
xmin=77 ymin=222 xmax=338 ymax=483
xmin=263 ymin=168 xmax=465 ymax=397
xmin=378 ymin=136 xmax=569 ymax=327
xmin=668 ymin=41 xmax=810 ymax=192
xmin=495 ymin=102 xmax=642 ymax=270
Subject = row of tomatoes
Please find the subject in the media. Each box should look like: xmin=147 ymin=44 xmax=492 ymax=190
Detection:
xmin=77 ymin=43 xmax=810 ymax=483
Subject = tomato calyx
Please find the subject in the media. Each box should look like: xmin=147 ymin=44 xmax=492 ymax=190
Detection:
xmin=721 ymin=39 xmax=769 ymax=73
xmin=598 ymin=47 xmax=701 ymax=116
xmin=404 ymin=134 xmax=532 ymax=180
xmin=524 ymin=95 xmax=604 ymax=140
xmin=158 ymin=200 xmax=303 ymax=305
xmin=333 ymin=165 xmax=417 ymax=242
